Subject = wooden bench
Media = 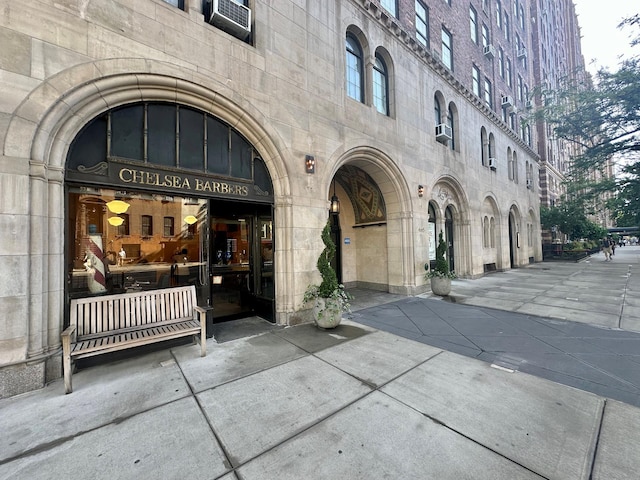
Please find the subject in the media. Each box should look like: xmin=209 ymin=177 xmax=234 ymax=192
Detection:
xmin=62 ymin=285 xmax=207 ymax=394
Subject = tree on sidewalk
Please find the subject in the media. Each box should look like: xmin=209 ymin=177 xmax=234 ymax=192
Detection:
xmin=536 ymin=15 xmax=640 ymax=226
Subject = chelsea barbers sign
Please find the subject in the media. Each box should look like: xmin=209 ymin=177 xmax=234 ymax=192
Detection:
xmin=117 ymin=167 xmax=250 ymax=196
xmin=91 ymin=159 xmax=272 ymax=201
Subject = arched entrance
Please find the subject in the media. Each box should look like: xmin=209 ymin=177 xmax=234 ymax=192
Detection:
xmin=445 ymin=206 xmax=455 ymax=272
xmin=508 ymin=207 xmax=521 ymax=268
xmin=65 ymin=102 xmax=277 ymax=323
xmin=326 ymin=147 xmax=412 ymax=295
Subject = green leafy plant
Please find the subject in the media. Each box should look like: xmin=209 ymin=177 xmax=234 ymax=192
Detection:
xmin=425 ymin=231 xmax=457 ymax=280
xmin=303 ymin=218 xmax=352 ymax=312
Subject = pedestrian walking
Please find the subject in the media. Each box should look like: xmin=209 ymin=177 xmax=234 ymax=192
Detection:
xmin=601 ymin=237 xmax=613 ymax=261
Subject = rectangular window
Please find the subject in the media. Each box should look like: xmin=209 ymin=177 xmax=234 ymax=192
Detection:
xmin=498 ymin=48 xmax=504 ymax=77
xmin=164 ymin=217 xmax=175 ymax=237
xmin=118 ymin=213 xmax=130 ymax=236
xmin=441 ymin=27 xmax=453 ymax=70
xmin=472 ymin=66 xmax=481 ymax=96
xmin=416 ymin=1 xmax=429 ymax=47
xmin=496 ymin=0 xmax=502 ymax=28
xmin=484 ymin=78 xmax=493 ymax=108
xmin=142 ymin=215 xmax=153 ymax=236
xmin=517 ymin=75 xmax=523 ymax=101
xmin=162 ymin=0 xmax=185 ymax=9
xmin=506 ymin=58 xmax=512 ymax=88
xmin=504 ymin=13 xmax=510 ymax=41
xmin=380 ymin=0 xmax=397 ymax=17
xmin=482 ymin=24 xmax=489 ymax=49
xmin=470 ymin=6 xmax=478 ymax=44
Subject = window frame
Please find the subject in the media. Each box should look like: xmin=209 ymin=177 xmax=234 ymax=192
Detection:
xmin=373 ymin=54 xmax=390 ymax=116
xmin=345 ymin=33 xmax=364 ymax=103
xmin=141 ymin=214 xmax=153 ymax=237
xmin=380 ymin=0 xmax=397 ymax=17
xmin=415 ymin=1 xmax=429 ymax=48
xmin=441 ymin=27 xmax=453 ymax=70
xmin=470 ymin=6 xmax=478 ymax=44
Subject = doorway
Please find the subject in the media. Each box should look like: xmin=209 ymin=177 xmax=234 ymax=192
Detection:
xmin=209 ymin=199 xmax=274 ymax=322
xmin=445 ymin=206 xmax=455 ymax=272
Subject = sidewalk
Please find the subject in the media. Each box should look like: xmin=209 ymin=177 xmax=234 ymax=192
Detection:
xmin=1 ymin=248 xmax=640 ymax=479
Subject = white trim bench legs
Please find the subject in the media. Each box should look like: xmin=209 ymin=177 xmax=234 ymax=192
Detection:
xmin=62 ymin=285 xmax=207 ymax=394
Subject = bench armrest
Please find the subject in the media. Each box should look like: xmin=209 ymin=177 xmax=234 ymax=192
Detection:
xmin=61 ymin=324 xmax=77 ymax=342
xmin=193 ymin=306 xmax=209 ymax=356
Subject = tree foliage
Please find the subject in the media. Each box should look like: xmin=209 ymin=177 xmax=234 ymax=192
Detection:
xmin=536 ymin=16 xmax=640 ymax=226
xmin=540 ymin=204 xmax=607 ymax=242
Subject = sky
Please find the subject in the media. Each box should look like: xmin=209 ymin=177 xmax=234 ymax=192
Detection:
xmin=572 ymin=0 xmax=639 ymax=74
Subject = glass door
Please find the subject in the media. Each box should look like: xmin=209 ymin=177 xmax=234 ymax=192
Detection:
xmin=209 ymin=200 xmax=274 ymax=322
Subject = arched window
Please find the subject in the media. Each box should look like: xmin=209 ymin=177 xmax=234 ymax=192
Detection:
xmin=373 ymin=54 xmax=389 ymax=115
xmin=434 ymin=96 xmax=442 ymax=125
xmin=488 ymin=132 xmax=496 ymax=166
xmin=481 ymin=127 xmax=488 ymax=166
xmin=507 ymin=147 xmax=513 ymax=180
xmin=490 ymin=217 xmax=496 ymax=248
xmin=483 ymin=216 xmax=489 ymax=247
xmin=513 ymin=152 xmax=518 ymax=183
xmin=346 ymin=34 xmax=364 ymax=103
xmin=448 ymin=104 xmax=456 ymax=150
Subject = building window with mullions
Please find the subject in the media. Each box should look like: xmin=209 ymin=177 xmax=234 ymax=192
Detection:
xmin=346 ymin=34 xmax=364 ymax=103
xmin=373 ymin=54 xmax=389 ymax=116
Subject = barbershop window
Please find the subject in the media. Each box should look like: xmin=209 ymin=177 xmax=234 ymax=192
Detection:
xmin=67 ymin=187 xmax=207 ymax=298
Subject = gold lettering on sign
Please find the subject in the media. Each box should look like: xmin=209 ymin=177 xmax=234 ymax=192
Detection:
xmin=119 ymin=168 xmax=248 ymax=197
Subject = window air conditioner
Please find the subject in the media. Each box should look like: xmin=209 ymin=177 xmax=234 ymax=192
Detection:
xmin=435 ymin=123 xmax=452 ymax=142
xmin=483 ymin=44 xmax=496 ymax=59
xmin=526 ymin=178 xmax=533 ymax=188
xmin=517 ymin=47 xmax=527 ymax=59
xmin=501 ymin=96 xmax=513 ymax=108
xmin=209 ymin=0 xmax=251 ymax=39
xmin=488 ymin=157 xmax=497 ymax=169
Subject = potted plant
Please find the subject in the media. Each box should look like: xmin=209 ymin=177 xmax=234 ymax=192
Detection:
xmin=425 ymin=231 xmax=456 ymax=296
xmin=303 ymin=218 xmax=352 ymax=329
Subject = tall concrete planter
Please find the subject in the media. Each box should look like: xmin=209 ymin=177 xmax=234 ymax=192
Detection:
xmin=430 ymin=276 xmax=452 ymax=296
xmin=313 ymin=297 xmax=343 ymax=329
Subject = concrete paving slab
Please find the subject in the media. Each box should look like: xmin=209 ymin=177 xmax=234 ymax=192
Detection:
xmin=530 ymin=296 xmax=623 ymax=315
xmin=315 ymin=331 xmax=441 ymax=387
xmin=210 ymin=316 xmax=284 ymax=343
xmin=196 ymin=355 xmax=371 ymax=466
xmin=418 ymin=335 xmax=483 ymax=357
xmin=0 ymin=350 xmax=189 ymax=462
xmin=515 ymin=303 xmax=621 ymax=328
xmin=0 ymin=397 xmax=229 ymax=480
xmin=272 ymin=321 xmax=374 ymax=353
xmin=173 ymin=332 xmax=307 ymax=393
xmin=456 ymin=296 xmax=526 ymax=312
xmin=237 ymin=391 xmax=545 ymax=480
xmin=382 ymin=352 xmax=603 ymax=480
xmin=592 ymin=400 xmax=640 ymax=479
xmin=536 ymin=335 xmax=619 ymax=354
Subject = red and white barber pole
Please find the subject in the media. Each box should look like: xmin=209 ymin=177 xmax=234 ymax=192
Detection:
xmin=84 ymin=234 xmax=107 ymax=294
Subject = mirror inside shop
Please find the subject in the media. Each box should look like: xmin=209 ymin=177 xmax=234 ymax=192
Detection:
xmin=67 ymin=187 xmax=274 ymax=322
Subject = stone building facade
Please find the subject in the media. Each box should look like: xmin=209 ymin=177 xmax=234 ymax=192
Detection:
xmin=0 ymin=0 xmax=542 ymax=397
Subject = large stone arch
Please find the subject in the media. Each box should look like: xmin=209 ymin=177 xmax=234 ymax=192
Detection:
xmin=430 ymin=175 xmax=471 ymax=276
xmin=5 ymin=59 xmax=292 ymax=360
xmin=327 ymin=145 xmax=416 ymax=294
xmin=481 ymin=194 xmax=503 ymax=270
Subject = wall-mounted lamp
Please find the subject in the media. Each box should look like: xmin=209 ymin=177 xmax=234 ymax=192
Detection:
xmin=305 ymin=155 xmax=315 ymax=174
xmin=329 ymin=179 xmax=340 ymax=215
xmin=418 ymin=185 xmax=424 ymax=197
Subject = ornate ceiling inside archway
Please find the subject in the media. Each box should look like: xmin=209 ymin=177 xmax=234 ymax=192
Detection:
xmin=336 ymin=165 xmax=386 ymax=224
